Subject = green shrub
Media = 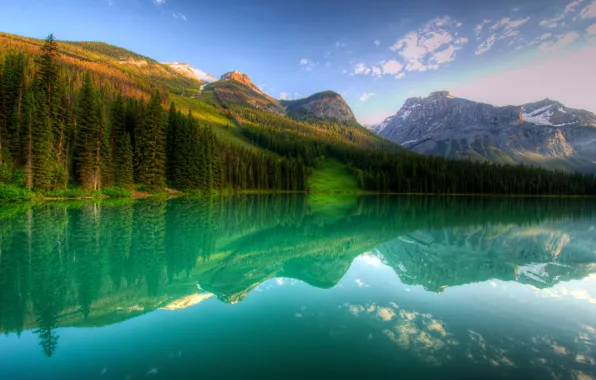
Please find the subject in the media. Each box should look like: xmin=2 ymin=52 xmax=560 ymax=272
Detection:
xmin=102 ymin=187 xmax=132 ymax=198
xmin=44 ymin=187 xmax=87 ymax=199
xmin=0 ymin=184 xmax=35 ymax=201
xmin=11 ymin=169 xmax=26 ymax=187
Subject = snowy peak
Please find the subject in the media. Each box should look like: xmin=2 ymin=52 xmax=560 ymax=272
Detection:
xmin=370 ymin=115 xmax=397 ymax=133
xmin=163 ymin=62 xmax=217 ymax=83
xmin=521 ymin=99 xmax=586 ymax=127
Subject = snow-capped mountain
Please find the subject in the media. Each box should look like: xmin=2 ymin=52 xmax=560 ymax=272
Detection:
xmin=163 ymin=62 xmax=217 ymax=83
xmin=368 ymin=115 xmax=396 ymax=134
xmin=372 ymin=91 xmax=596 ymax=173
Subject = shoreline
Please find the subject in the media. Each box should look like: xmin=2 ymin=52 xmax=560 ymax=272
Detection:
xmin=1 ymin=189 xmax=595 ymax=204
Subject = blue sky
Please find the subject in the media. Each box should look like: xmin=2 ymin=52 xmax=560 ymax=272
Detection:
xmin=1 ymin=0 xmax=595 ymax=124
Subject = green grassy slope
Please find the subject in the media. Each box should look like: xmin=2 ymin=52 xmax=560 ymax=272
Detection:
xmin=308 ymin=159 xmax=359 ymax=192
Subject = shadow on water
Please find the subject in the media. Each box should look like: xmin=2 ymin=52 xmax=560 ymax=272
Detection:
xmin=0 ymin=195 xmax=595 ymax=359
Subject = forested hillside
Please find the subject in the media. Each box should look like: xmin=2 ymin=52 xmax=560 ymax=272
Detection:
xmin=0 ymin=33 xmax=595 ymax=198
xmin=0 ymin=34 xmax=306 ymax=198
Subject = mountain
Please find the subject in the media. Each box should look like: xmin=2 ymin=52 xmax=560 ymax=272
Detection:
xmin=281 ymin=91 xmax=358 ymax=125
xmin=202 ymin=70 xmax=286 ymax=114
xmin=163 ymin=62 xmax=217 ymax=83
xmin=374 ymin=91 xmax=596 ymax=172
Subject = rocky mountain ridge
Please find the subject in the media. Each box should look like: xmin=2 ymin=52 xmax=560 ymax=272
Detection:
xmin=281 ymin=90 xmax=357 ymax=124
xmin=372 ymin=91 xmax=596 ymax=172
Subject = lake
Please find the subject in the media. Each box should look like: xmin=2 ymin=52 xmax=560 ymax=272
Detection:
xmin=0 ymin=195 xmax=595 ymax=379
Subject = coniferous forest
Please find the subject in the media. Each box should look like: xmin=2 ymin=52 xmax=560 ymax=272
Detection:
xmin=0 ymin=35 xmax=306 ymax=198
xmin=0 ymin=34 xmax=595 ymax=199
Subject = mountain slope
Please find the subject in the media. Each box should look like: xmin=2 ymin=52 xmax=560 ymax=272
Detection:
xmin=374 ymin=91 xmax=596 ymax=172
xmin=201 ymin=71 xmax=286 ymax=114
xmin=281 ymin=90 xmax=357 ymax=125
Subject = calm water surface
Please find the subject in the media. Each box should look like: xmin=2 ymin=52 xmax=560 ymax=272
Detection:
xmin=0 ymin=195 xmax=595 ymax=379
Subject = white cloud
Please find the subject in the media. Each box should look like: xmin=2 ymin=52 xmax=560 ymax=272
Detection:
xmin=280 ymin=92 xmax=289 ymax=100
xmin=381 ymin=60 xmax=404 ymax=75
xmin=299 ymin=59 xmax=315 ymax=71
xmin=359 ymin=92 xmax=375 ymax=102
xmin=455 ymin=37 xmax=469 ymax=45
xmin=588 ymin=23 xmax=596 ymax=34
xmin=172 ymin=12 xmax=187 ymax=21
xmin=579 ymin=1 xmax=596 ymax=19
xmin=540 ymin=0 xmax=584 ymax=28
xmin=539 ymin=31 xmax=581 ymax=50
xmin=354 ymin=62 xmax=372 ymax=75
xmin=374 ymin=40 xmax=381 ymax=46
xmin=476 ymin=17 xmax=529 ymax=55
xmin=152 ymin=0 xmax=166 ymax=5
xmin=565 ymin=0 xmax=585 ymax=14
xmin=432 ymin=44 xmax=458 ymax=64
xmin=490 ymin=17 xmax=529 ymax=31
xmin=372 ymin=66 xmax=382 ymax=77
xmin=539 ymin=17 xmax=562 ymax=29
xmin=396 ymin=73 xmax=406 ymax=79
xmin=390 ymin=16 xmax=463 ymax=72
xmin=474 ymin=19 xmax=491 ymax=36
xmin=336 ymin=41 xmax=347 ymax=48
xmin=476 ymin=34 xmax=497 ymax=55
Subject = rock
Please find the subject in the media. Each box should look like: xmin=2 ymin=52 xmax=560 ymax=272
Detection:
xmin=282 ymin=91 xmax=357 ymax=124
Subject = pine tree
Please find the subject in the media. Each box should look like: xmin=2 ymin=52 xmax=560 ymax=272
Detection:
xmin=111 ymin=94 xmax=133 ymax=186
xmin=31 ymin=85 xmax=53 ymax=191
xmin=0 ymin=54 xmax=25 ymax=165
xmin=136 ymin=91 xmax=165 ymax=189
xmin=75 ymin=73 xmax=101 ymax=191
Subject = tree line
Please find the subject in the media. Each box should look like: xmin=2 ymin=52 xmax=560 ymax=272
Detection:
xmin=0 ymin=35 xmax=306 ymax=194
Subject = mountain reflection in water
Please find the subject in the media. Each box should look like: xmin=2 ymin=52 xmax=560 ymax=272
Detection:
xmin=0 ymin=195 xmax=595 ymax=379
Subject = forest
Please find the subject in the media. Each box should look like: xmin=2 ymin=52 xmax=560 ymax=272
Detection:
xmin=0 ymin=34 xmax=595 ymax=199
xmin=0 ymin=35 xmax=306 ymax=199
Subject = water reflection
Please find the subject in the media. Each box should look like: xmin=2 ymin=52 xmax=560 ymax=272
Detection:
xmin=0 ymin=195 xmax=595 ymax=378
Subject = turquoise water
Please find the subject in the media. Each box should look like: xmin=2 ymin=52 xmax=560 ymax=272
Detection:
xmin=0 ymin=196 xmax=595 ymax=379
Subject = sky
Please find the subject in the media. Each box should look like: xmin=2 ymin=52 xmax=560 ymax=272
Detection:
xmin=1 ymin=0 xmax=595 ymax=124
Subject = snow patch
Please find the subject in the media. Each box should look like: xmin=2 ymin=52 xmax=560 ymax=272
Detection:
xmin=400 ymin=109 xmax=412 ymax=120
xmin=374 ymin=116 xmax=396 ymax=133
xmin=401 ymin=139 xmax=419 ymax=146
xmin=164 ymin=62 xmax=217 ymax=83
xmin=516 ymin=263 xmax=550 ymax=284
xmin=522 ymin=104 xmax=555 ymax=126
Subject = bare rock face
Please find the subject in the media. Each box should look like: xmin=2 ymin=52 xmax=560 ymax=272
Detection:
xmin=210 ymin=71 xmax=285 ymax=115
xmin=374 ymin=91 xmax=596 ymax=172
xmin=281 ymin=91 xmax=357 ymax=124
xmin=221 ymin=71 xmax=256 ymax=89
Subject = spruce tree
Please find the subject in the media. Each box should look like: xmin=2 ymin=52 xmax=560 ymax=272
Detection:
xmin=136 ymin=91 xmax=165 ymax=189
xmin=31 ymin=84 xmax=53 ymax=191
xmin=75 ymin=73 xmax=101 ymax=191
xmin=111 ymin=94 xmax=133 ymax=186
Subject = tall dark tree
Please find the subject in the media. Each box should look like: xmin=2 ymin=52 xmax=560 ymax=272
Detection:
xmin=75 ymin=73 xmax=101 ymax=191
xmin=111 ymin=94 xmax=133 ymax=186
xmin=136 ymin=91 xmax=166 ymax=189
